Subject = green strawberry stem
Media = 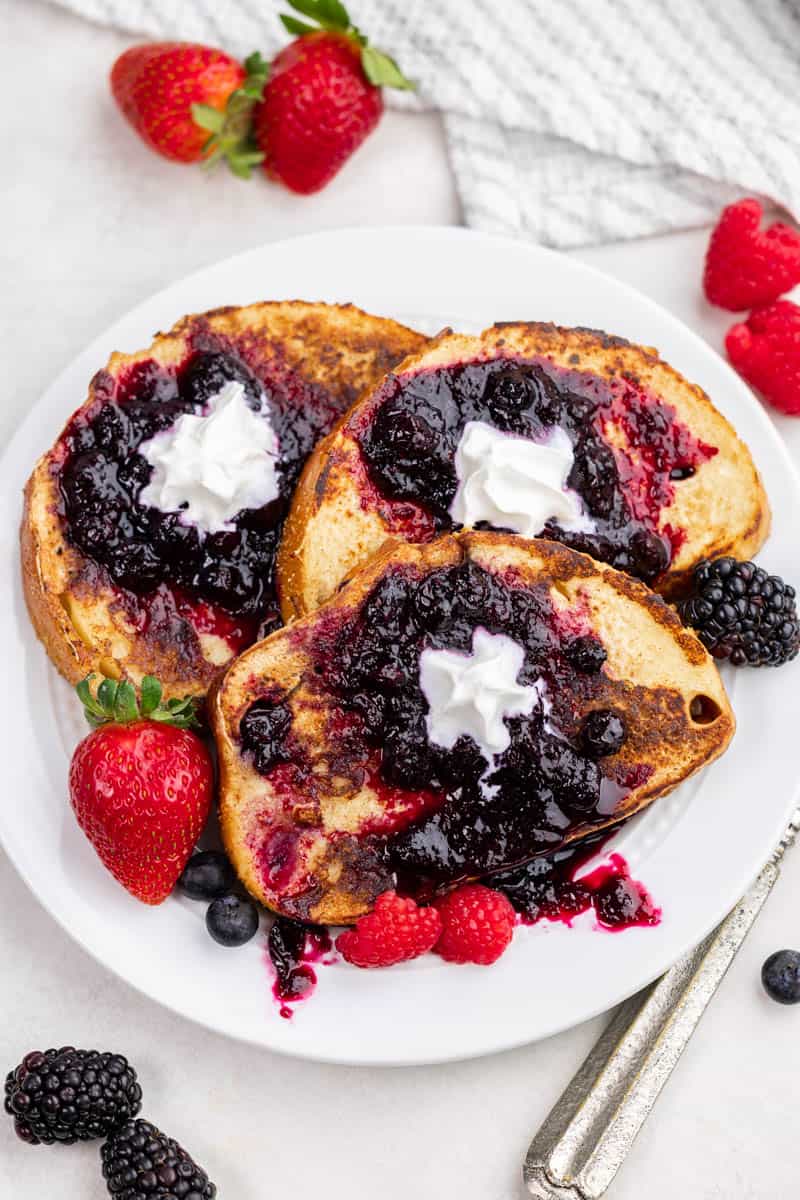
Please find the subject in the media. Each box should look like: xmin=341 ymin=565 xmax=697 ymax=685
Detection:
xmin=76 ymin=674 xmax=201 ymax=731
xmin=280 ymin=0 xmax=415 ymax=90
xmin=191 ymin=51 xmax=270 ymax=179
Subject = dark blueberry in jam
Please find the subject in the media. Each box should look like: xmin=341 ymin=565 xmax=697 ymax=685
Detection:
xmin=205 ymin=893 xmax=259 ymax=947
xmin=178 ymin=851 xmax=236 ymax=901
xmin=581 ymin=710 xmax=626 ymax=758
xmin=565 ymin=438 xmax=619 ymax=520
xmin=381 ymin=726 xmax=438 ymax=790
xmin=240 ymin=698 xmax=293 ymax=776
xmin=564 ymin=635 xmax=607 ymax=674
xmin=593 ymin=875 xmax=654 ymax=928
xmin=536 ymin=737 xmax=602 ymax=813
xmin=628 ymin=529 xmax=671 ymax=579
xmin=761 ymin=950 xmax=800 ymax=1005
xmin=180 ymin=350 xmax=262 ymax=411
xmin=363 ymin=396 xmax=456 ymax=519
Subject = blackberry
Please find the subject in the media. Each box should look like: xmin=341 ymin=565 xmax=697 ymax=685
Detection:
xmin=101 ymin=1119 xmax=216 ymax=1199
xmin=679 ymin=557 xmax=800 ymax=667
xmin=4 ymin=1048 xmax=142 ymax=1145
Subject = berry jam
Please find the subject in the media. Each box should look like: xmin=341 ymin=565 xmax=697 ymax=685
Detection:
xmin=491 ymin=835 xmax=660 ymax=930
xmin=241 ymin=559 xmax=653 ymax=900
xmin=355 ymin=358 xmax=717 ymax=583
xmin=57 ymin=338 xmax=340 ymax=629
xmin=267 ymin=916 xmax=333 ymax=1018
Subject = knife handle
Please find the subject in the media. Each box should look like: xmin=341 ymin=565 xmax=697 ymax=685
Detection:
xmin=523 ymin=811 xmax=800 ymax=1200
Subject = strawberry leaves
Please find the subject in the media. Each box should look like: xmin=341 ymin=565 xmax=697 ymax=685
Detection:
xmin=360 ymin=45 xmax=414 ymax=90
xmin=191 ymin=51 xmax=270 ymax=178
xmin=282 ymin=0 xmax=351 ymax=32
xmin=76 ymin=674 xmax=201 ymax=731
xmin=280 ymin=0 xmax=415 ymax=90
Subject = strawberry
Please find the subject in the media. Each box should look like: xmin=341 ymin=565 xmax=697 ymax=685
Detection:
xmin=110 ymin=43 xmax=269 ymax=176
xmin=336 ymin=891 xmax=442 ymax=967
xmin=703 ymin=198 xmax=800 ymax=311
xmin=725 ymin=300 xmax=800 ymax=416
xmin=254 ymin=0 xmax=413 ymax=194
xmin=69 ymin=675 xmax=214 ymax=904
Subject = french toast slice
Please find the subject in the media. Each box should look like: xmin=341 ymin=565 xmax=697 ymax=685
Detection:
xmin=277 ymin=322 xmax=770 ymax=621
xmin=214 ymin=531 xmax=734 ymax=925
xmin=21 ymin=302 xmax=427 ymax=699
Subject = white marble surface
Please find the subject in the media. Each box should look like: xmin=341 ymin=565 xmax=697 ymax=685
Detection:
xmin=2 ymin=2 xmax=800 ymax=1197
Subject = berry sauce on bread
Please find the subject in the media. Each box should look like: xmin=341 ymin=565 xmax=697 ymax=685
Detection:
xmin=57 ymin=346 xmax=325 ymax=636
xmin=21 ymin=302 xmax=426 ymax=698
xmin=356 ymin=356 xmax=715 ymax=579
xmin=279 ymin=323 xmax=770 ymax=620
xmin=215 ymin=532 xmax=734 ymax=925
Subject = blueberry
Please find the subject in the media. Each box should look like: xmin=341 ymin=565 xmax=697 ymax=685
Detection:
xmin=581 ymin=709 xmax=626 ymax=758
xmin=181 ymin=350 xmax=261 ymax=411
xmin=206 ymin=894 xmax=259 ymax=947
xmin=629 ymin=529 xmax=670 ymax=580
xmin=761 ymin=949 xmax=800 ymax=1004
xmin=240 ymin=698 xmax=292 ymax=776
xmin=564 ymin=635 xmax=607 ymax=674
xmin=178 ymin=851 xmax=236 ymax=901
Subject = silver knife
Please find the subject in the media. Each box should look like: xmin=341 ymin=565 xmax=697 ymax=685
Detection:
xmin=523 ymin=806 xmax=800 ymax=1200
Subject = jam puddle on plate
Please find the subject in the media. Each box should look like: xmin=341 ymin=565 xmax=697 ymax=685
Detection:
xmin=490 ymin=833 xmax=661 ymax=931
xmin=266 ymin=917 xmax=334 ymax=1019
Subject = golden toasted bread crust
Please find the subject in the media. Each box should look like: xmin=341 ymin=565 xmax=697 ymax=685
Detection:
xmin=215 ymin=531 xmax=735 ymax=925
xmin=21 ymin=302 xmax=427 ymax=699
xmin=277 ymin=322 xmax=770 ymax=622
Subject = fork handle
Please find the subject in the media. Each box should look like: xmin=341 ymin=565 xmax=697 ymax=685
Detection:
xmin=523 ymin=846 xmax=788 ymax=1200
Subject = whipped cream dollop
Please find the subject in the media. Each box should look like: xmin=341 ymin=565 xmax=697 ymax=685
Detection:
xmin=138 ymin=380 xmax=280 ymax=535
xmin=449 ymin=420 xmax=595 ymax=537
xmin=420 ymin=627 xmax=547 ymax=764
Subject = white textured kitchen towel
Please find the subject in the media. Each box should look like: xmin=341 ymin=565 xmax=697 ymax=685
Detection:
xmin=49 ymin=0 xmax=800 ymax=247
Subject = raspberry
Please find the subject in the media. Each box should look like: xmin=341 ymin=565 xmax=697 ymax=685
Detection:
xmin=336 ymin=891 xmax=442 ymax=968
xmin=703 ymin=198 xmax=800 ymax=311
xmin=434 ymin=884 xmax=516 ymax=965
xmin=725 ymin=301 xmax=800 ymax=415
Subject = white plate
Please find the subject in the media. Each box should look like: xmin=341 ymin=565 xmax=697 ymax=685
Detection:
xmin=2 ymin=226 xmax=799 ymax=1067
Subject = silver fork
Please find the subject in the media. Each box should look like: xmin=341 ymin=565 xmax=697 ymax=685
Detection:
xmin=523 ymin=807 xmax=800 ymax=1200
